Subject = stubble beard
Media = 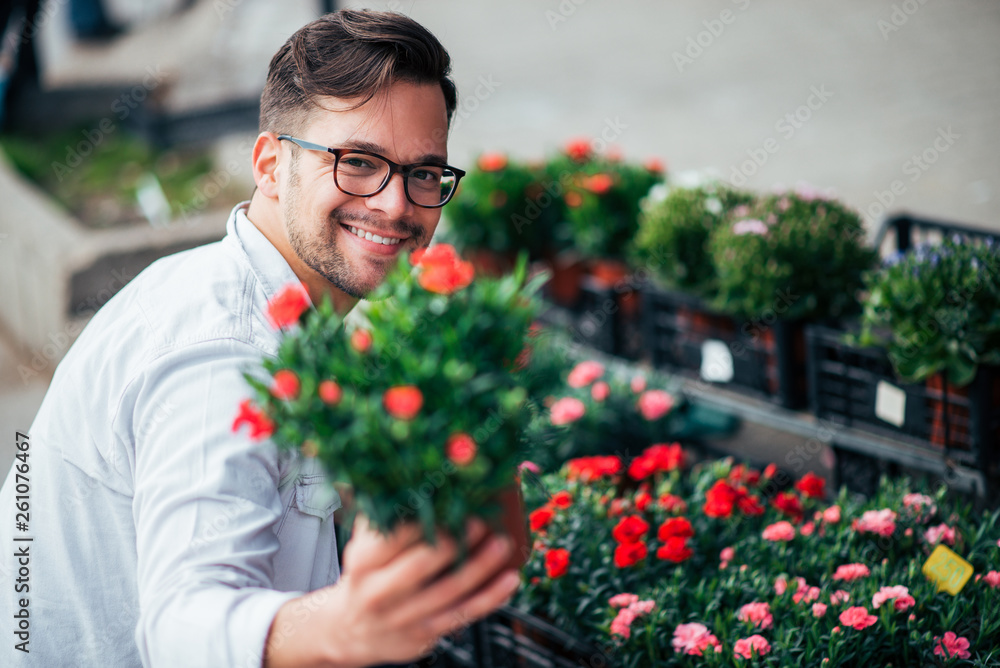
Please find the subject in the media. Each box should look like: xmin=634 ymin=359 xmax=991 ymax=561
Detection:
xmin=282 ymin=166 xmax=428 ymax=299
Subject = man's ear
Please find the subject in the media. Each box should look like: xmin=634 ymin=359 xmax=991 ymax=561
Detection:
xmin=252 ymin=132 xmax=283 ymax=199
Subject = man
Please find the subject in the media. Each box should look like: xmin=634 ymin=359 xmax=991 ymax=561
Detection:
xmin=0 ymin=10 xmax=519 ymax=667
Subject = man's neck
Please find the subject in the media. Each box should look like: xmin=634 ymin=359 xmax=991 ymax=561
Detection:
xmin=245 ymin=193 xmax=359 ymax=315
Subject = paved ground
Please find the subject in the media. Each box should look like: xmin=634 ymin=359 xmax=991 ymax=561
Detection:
xmin=2 ymin=0 xmax=998 ymax=475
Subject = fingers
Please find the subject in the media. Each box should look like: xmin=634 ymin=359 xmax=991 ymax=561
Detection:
xmin=423 ymin=568 xmax=522 ymax=640
xmin=362 ymin=519 xmax=491 ymax=609
xmin=383 ymin=528 xmax=516 ymax=628
xmin=342 ymin=516 xmax=425 ymax=576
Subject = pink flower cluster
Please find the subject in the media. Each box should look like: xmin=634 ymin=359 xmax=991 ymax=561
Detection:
xmin=609 ymin=594 xmax=655 ymax=640
xmin=762 ymin=520 xmax=795 ymax=542
xmin=832 ymin=563 xmax=870 ymax=582
xmin=733 ymin=635 xmax=771 ymax=660
xmin=852 ymin=508 xmax=897 ymax=537
xmin=872 ymin=585 xmax=915 ymax=612
xmin=934 ymin=632 xmax=971 ymax=660
xmin=672 ymin=623 xmax=721 ymax=656
xmin=924 ymin=523 xmax=957 ymax=546
xmin=838 ymin=606 xmax=878 ymax=630
xmin=567 ymin=361 xmax=604 ymax=388
xmin=902 ymin=493 xmax=936 ymax=521
xmin=792 ymin=578 xmax=820 ymax=605
xmin=737 ymin=602 xmax=773 ymax=630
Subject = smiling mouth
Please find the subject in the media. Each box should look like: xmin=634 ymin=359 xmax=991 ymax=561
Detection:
xmin=345 ymin=224 xmax=405 ymax=246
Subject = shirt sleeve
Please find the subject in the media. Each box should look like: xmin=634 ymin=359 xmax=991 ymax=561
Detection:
xmin=128 ymin=338 xmax=301 ymax=668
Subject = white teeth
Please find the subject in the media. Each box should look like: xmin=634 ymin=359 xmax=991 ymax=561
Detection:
xmin=347 ymin=225 xmax=401 ymax=245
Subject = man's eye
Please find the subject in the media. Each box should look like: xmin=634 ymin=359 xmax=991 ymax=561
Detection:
xmin=411 ymin=168 xmax=442 ymax=183
xmin=342 ymin=157 xmax=377 ymax=170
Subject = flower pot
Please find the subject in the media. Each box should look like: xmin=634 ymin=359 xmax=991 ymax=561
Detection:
xmin=926 ymin=373 xmax=971 ymax=449
xmin=493 ymin=484 xmax=531 ymax=571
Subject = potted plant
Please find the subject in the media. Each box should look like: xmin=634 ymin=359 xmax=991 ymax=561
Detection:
xmin=856 ymin=237 xmax=1000 ymax=448
xmin=234 ymin=245 xmax=545 ymax=562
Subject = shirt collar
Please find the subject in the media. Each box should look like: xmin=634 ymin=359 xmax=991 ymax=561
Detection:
xmin=226 ymin=201 xmax=310 ymax=307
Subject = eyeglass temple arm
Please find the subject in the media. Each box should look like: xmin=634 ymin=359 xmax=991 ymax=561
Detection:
xmin=276 ymin=135 xmax=333 ymax=154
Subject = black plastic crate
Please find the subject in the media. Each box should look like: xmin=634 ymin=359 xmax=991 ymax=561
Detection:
xmin=539 ymin=277 xmax=618 ymax=356
xmin=640 ymin=283 xmax=808 ymax=409
xmin=476 ymin=606 xmax=614 ymax=668
xmin=875 ymin=212 xmax=1000 ymax=256
xmin=806 ymin=324 xmax=1000 ymax=474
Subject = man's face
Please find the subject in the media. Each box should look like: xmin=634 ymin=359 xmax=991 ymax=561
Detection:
xmin=278 ymin=82 xmax=450 ymax=298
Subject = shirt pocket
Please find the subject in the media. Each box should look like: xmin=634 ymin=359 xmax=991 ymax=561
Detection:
xmin=293 ymin=474 xmax=341 ymax=519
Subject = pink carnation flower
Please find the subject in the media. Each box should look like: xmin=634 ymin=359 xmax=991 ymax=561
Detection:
xmin=774 ymin=577 xmax=788 ymax=595
xmin=630 ymin=375 xmax=647 ymax=393
xmin=550 ymin=397 xmax=586 ymax=425
xmin=591 ymin=381 xmax=611 ymax=401
xmin=934 ymin=632 xmax=972 ymax=660
xmin=800 ymin=521 xmax=816 ymax=536
xmin=737 ymin=602 xmax=773 ymax=630
xmin=672 ymin=623 xmax=721 ymax=656
xmin=733 ymin=635 xmax=771 ymax=659
xmin=637 ymin=390 xmax=674 ymax=420
xmin=924 ymin=523 xmax=957 ymax=546
xmin=762 ymin=521 xmax=796 ymax=542
xmin=822 ymin=505 xmax=841 ymax=524
xmin=830 ymin=590 xmax=851 ymax=605
xmin=732 ymin=219 xmax=769 ymax=236
xmin=609 ymin=593 xmax=639 ymax=609
xmin=720 ymin=547 xmax=735 ymax=562
xmin=872 ymin=585 xmax=915 ymax=612
xmin=812 ymin=602 xmax=828 ymax=618
xmin=793 ymin=586 xmax=820 ymax=604
xmin=983 ymin=571 xmax=1000 ymax=589
xmin=839 ymin=606 xmax=877 ymax=630
xmin=518 ymin=460 xmax=541 ymax=474
xmin=610 ymin=608 xmax=637 ymax=639
xmin=833 ymin=563 xmax=870 ymax=582
xmin=853 ymin=508 xmax=897 ymax=537
xmin=567 ymin=360 xmax=604 ymax=388
xmin=902 ymin=493 xmax=936 ymax=521
xmin=630 ymin=600 xmax=656 ymax=615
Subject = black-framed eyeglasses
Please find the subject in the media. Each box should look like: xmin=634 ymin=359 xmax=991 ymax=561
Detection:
xmin=278 ymin=135 xmax=465 ymax=208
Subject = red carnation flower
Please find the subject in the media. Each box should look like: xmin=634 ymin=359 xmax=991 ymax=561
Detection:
xmin=583 ymin=173 xmax=614 ymax=195
xmin=612 ymin=515 xmax=650 ymax=544
xmin=412 ymin=243 xmax=474 ymax=294
xmin=383 ymin=386 xmax=423 ymax=420
xmin=545 ymin=548 xmax=570 ymax=578
xmin=530 ymin=507 xmax=556 ymax=532
xmin=270 ymin=369 xmax=300 ymax=400
xmin=231 ymin=399 xmax=274 ymax=441
xmin=773 ymin=491 xmax=804 ymax=521
xmin=737 ymin=493 xmax=766 ymax=517
xmin=613 ymin=541 xmax=648 ymax=568
xmin=564 ymin=138 xmax=592 ymax=162
xmin=656 ymin=537 xmax=693 ymax=563
xmin=795 ymin=472 xmax=826 ymax=500
xmin=703 ymin=480 xmax=738 ymax=519
xmin=445 ymin=433 xmax=477 ymax=466
xmin=644 ymin=157 xmax=666 ymax=174
xmin=566 ymin=455 xmax=622 ymax=482
xmin=658 ymin=517 xmax=694 ymax=541
xmin=550 ymin=491 xmax=572 ymax=509
xmin=350 ymin=329 xmax=373 ymax=353
xmin=265 ymin=282 xmax=310 ymax=329
xmin=477 ymin=152 xmax=508 ymax=172
xmin=318 ymin=380 xmax=342 ymax=405
xmin=634 ymin=491 xmax=652 ymax=512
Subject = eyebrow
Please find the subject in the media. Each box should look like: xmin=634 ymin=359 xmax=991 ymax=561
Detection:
xmin=339 ymin=139 xmax=449 ymax=166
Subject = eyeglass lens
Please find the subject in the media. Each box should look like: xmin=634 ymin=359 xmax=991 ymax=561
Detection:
xmin=336 ymin=153 xmax=458 ymax=206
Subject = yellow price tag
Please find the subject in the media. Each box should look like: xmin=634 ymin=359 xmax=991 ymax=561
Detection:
xmin=922 ymin=544 xmax=974 ymax=595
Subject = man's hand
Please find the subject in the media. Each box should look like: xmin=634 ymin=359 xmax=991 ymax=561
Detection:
xmin=263 ymin=517 xmax=520 ymax=668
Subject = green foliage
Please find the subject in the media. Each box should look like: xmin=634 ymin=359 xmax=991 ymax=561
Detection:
xmin=245 ymin=252 xmax=546 ymax=542
xmin=708 ymin=191 xmax=876 ymax=321
xmin=1 ymin=125 xmax=226 ymax=228
xmin=517 ymin=457 xmax=1000 ymax=666
xmin=856 ymin=237 xmax=1000 ymax=386
xmin=631 ymin=183 xmax=755 ymax=297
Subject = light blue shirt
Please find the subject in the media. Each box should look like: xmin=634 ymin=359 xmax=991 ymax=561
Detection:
xmin=0 ymin=203 xmax=341 ymax=667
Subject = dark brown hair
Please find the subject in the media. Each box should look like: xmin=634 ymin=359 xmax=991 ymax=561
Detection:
xmin=259 ymin=10 xmax=457 ymax=135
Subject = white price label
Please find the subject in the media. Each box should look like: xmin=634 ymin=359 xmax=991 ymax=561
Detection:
xmin=700 ymin=339 xmax=734 ymax=383
xmin=875 ymin=380 xmax=906 ymax=427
